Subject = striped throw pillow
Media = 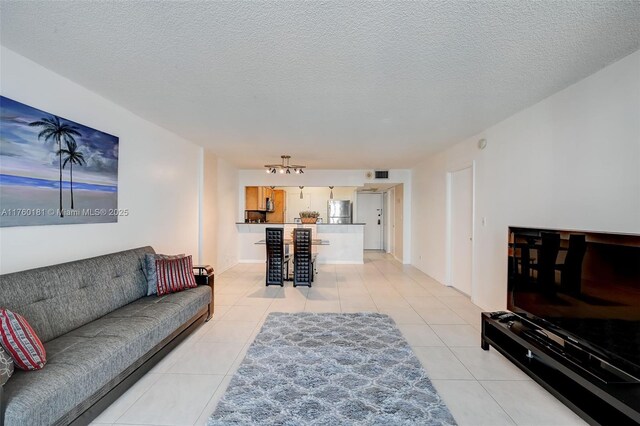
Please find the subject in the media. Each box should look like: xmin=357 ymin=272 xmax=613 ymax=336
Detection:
xmin=145 ymin=253 xmax=185 ymax=296
xmin=0 ymin=309 xmax=46 ymax=371
xmin=155 ymin=255 xmax=197 ymax=296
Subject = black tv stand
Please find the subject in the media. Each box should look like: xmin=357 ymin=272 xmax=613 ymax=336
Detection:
xmin=481 ymin=312 xmax=640 ymax=425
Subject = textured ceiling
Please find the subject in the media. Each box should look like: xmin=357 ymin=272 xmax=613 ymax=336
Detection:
xmin=1 ymin=1 xmax=639 ymax=169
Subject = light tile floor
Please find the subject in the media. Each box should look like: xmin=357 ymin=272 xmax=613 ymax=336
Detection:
xmin=92 ymin=251 xmax=586 ymax=426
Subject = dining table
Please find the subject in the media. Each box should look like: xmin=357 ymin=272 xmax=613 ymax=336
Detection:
xmin=255 ymin=239 xmax=330 ymax=246
xmin=256 ymin=239 xmax=329 ymax=281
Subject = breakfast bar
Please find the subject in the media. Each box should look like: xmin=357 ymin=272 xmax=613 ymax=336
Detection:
xmin=236 ymin=223 xmax=365 ymax=264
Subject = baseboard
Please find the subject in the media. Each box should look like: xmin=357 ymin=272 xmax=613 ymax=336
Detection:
xmin=215 ymin=261 xmax=239 ymax=273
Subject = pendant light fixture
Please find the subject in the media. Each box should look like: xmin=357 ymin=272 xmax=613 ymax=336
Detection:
xmin=264 ymin=155 xmax=306 ymax=174
xmin=329 ymin=186 xmax=334 ymax=199
xmin=299 ymin=186 xmax=304 ymax=199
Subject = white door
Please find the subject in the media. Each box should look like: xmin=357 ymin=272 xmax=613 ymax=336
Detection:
xmin=451 ymin=167 xmax=473 ymax=295
xmin=357 ymin=193 xmax=383 ymax=250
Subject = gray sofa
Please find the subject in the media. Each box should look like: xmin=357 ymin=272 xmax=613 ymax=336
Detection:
xmin=0 ymin=246 xmax=213 ymax=425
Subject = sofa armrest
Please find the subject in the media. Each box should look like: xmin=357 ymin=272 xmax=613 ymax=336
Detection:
xmin=193 ymin=265 xmax=214 ymax=321
xmin=193 ymin=264 xmax=214 ymax=277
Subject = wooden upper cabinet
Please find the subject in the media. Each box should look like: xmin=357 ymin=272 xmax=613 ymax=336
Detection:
xmin=245 ymin=186 xmax=259 ymax=210
xmin=245 ymin=186 xmax=270 ymax=211
xmin=246 ymin=187 xmax=285 ymax=221
xmin=258 ymin=187 xmax=266 ymax=210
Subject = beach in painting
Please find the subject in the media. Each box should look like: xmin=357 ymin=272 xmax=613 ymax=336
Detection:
xmin=0 ymin=96 xmax=119 ymax=227
xmin=0 ymin=175 xmax=117 ymax=226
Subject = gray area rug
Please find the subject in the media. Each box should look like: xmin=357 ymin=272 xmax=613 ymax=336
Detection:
xmin=208 ymin=312 xmax=457 ymax=425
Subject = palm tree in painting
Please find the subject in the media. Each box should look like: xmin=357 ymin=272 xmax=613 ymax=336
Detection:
xmin=28 ymin=116 xmax=82 ymax=217
xmin=58 ymin=140 xmax=86 ymax=209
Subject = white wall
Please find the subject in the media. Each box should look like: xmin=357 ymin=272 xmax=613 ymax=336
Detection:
xmin=199 ymin=149 xmax=218 ymax=268
xmin=412 ymin=50 xmax=640 ymax=311
xmin=216 ymin=158 xmax=239 ymax=273
xmin=239 ymin=169 xmax=413 ymax=263
xmin=0 ymin=46 xmax=202 ymax=274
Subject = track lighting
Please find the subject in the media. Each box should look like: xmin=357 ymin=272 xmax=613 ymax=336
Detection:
xmin=264 ymin=155 xmax=307 ymax=175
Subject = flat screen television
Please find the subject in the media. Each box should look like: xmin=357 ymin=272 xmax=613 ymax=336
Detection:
xmin=507 ymin=227 xmax=640 ymax=382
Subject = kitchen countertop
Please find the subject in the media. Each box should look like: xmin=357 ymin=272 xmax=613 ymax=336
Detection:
xmin=236 ymin=222 xmax=366 ymax=225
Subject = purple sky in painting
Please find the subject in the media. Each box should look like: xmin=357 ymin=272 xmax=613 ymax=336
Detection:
xmin=0 ymin=96 xmax=118 ymax=185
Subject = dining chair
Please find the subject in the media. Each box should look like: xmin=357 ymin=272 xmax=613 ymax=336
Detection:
xmin=530 ymin=232 xmax=561 ymax=293
xmin=512 ymin=236 xmax=533 ymax=285
xmin=556 ymin=234 xmax=587 ymax=296
xmin=293 ymin=228 xmax=316 ymax=287
xmin=265 ymin=228 xmax=289 ymax=287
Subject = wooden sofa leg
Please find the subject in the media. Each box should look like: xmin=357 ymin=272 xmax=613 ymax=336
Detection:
xmin=206 ymin=278 xmax=214 ymax=321
xmin=206 ymin=303 xmax=213 ymax=322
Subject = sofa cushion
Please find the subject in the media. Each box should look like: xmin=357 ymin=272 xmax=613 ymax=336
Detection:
xmin=0 ymin=309 xmax=47 ymax=370
xmin=156 ymin=255 xmax=198 ymax=296
xmin=0 ymin=346 xmax=13 ymax=385
xmin=2 ymin=286 xmax=210 ymax=426
xmin=0 ymin=247 xmax=154 ymax=343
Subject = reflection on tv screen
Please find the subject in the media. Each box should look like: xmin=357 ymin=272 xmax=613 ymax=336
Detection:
xmin=507 ymin=227 xmax=640 ymax=373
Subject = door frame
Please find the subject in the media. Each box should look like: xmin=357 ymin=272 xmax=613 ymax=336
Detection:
xmin=387 ymin=187 xmax=395 ymax=255
xmin=383 ymin=191 xmax=389 ymax=252
xmin=446 ymin=161 xmax=476 ymax=299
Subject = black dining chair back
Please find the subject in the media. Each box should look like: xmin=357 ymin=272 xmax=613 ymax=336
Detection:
xmin=557 ymin=234 xmax=587 ymax=296
xmin=265 ymin=228 xmax=287 ymax=287
xmin=533 ymin=232 xmax=561 ymax=292
xmin=513 ymin=236 xmax=533 ymax=285
xmin=293 ymin=228 xmax=313 ymax=287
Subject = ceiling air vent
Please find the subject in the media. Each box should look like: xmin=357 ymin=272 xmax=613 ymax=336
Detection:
xmin=374 ymin=170 xmax=389 ymax=179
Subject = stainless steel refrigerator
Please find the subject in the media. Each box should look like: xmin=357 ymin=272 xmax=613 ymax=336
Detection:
xmin=327 ymin=200 xmax=352 ymax=224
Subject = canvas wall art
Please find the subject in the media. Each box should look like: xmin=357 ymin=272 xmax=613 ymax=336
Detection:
xmin=0 ymin=96 xmax=119 ymax=227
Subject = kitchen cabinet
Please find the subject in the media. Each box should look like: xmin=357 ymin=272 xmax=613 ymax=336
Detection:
xmin=266 ymin=189 xmax=286 ymax=222
xmin=258 ymin=187 xmax=266 ymax=210
xmin=245 ymin=186 xmax=259 ymax=210
xmin=245 ymin=186 xmax=270 ymax=211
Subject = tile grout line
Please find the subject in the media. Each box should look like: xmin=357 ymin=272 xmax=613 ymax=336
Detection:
xmin=477 ymin=380 xmax=521 ymax=425
xmin=109 ymin=373 xmax=163 ymax=425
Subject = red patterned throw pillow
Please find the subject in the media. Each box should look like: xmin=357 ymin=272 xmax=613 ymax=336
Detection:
xmin=155 ymin=255 xmax=197 ymax=296
xmin=0 ymin=309 xmax=46 ymax=371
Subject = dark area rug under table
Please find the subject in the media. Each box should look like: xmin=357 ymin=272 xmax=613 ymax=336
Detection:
xmin=208 ymin=312 xmax=457 ymax=425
